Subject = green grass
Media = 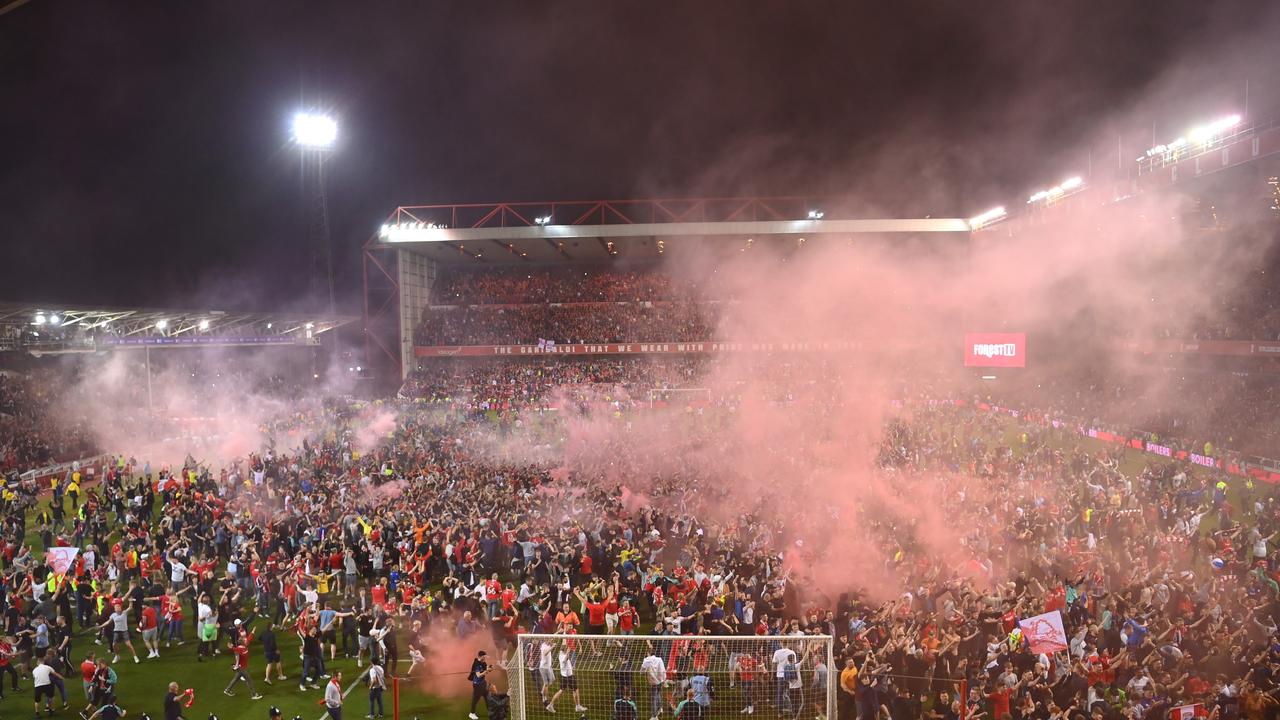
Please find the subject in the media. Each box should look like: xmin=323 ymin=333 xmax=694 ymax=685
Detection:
xmin=11 ymin=626 xmax=472 ymax=720
xmin=16 ymin=412 xmax=1269 ymax=720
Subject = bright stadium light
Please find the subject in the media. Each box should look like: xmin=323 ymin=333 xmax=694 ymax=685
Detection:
xmin=807 ymin=209 xmax=825 ymax=220
xmin=292 ymin=112 xmax=337 ymax=149
xmin=198 ymin=319 xmax=210 ymax=330
xmin=534 ymin=215 xmax=552 ymax=225
xmin=155 ymin=319 xmax=168 ymax=330
xmin=1187 ymin=114 xmax=1241 ymax=144
xmin=967 ymin=206 xmax=1007 ymax=229
xmin=49 ymin=314 xmax=60 ymax=325
xmin=1028 ymin=176 xmax=1084 ymax=204
xmin=33 ymin=314 xmax=46 ymax=325
xmin=305 ymin=322 xmax=314 ymax=329
xmin=1142 ymin=114 xmax=1240 ymax=160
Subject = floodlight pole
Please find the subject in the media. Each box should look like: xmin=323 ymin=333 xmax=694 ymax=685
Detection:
xmin=301 ymin=142 xmax=336 ymax=317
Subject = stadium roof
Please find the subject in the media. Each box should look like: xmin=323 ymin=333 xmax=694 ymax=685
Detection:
xmin=0 ymin=301 xmax=355 ymax=352
xmin=367 ymin=196 xmax=969 ymax=264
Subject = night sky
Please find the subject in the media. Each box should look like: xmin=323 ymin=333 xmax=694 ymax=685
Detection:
xmin=2 ymin=1 xmax=1277 ymax=314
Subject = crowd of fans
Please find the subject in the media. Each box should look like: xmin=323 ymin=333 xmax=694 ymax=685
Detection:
xmin=399 ymin=357 xmax=711 ymax=412
xmin=976 ymin=365 xmax=1280 ymax=461
xmin=414 ymin=303 xmax=718 ymax=346
xmin=0 ymin=372 xmax=96 ymax=473
xmin=1 ymin=380 xmax=1278 ymax=720
xmin=434 ymin=268 xmax=703 ymax=305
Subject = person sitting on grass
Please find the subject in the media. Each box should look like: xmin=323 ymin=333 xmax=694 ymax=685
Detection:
xmin=85 ymin=698 xmax=127 ymax=720
xmin=485 ymin=682 xmax=510 ymax=720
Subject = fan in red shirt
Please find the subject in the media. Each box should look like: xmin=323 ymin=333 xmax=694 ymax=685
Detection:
xmin=370 ymin=579 xmax=388 ymax=607
xmin=222 ymin=626 xmax=262 ymax=699
xmin=985 ymin=686 xmax=1014 ymax=718
xmin=139 ymin=604 xmax=160 ymax=658
xmin=618 ymin=600 xmax=638 ymax=635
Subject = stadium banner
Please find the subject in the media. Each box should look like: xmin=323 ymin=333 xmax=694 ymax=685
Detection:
xmin=1018 ymin=610 xmax=1068 ymax=654
xmin=415 ymin=341 xmax=862 ymax=357
xmin=964 ymin=332 xmax=1027 ymax=367
xmin=961 ymin=399 xmax=1280 ymax=483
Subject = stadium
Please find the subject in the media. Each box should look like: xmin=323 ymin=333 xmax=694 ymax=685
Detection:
xmin=5 ymin=4 xmax=1280 ymax=720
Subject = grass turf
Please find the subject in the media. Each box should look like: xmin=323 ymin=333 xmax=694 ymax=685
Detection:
xmin=13 ymin=414 xmax=1265 ymax=720
xmin=10 ymin=627 xmax=473 ymax=720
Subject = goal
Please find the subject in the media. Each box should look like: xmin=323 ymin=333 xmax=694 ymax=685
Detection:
xmin=510 ymin=633 xmax=836 ymax=720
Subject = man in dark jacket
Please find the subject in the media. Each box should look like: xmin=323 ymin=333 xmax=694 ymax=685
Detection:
xmin=468 ymin=650 xmax=489 ymax=719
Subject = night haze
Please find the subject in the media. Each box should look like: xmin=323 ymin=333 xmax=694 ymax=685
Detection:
xmin=4 ymin=4 xmax=1280 ymax=720
xmin=1 ymin=1 xmax=1276 ymax=310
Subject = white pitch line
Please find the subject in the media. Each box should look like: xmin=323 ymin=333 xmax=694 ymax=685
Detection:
xmin=312 ymin=667 xmax=371 ymax=720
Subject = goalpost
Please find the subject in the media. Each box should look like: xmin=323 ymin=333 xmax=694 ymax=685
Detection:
xmin=510 ymin=633 xmax=836 ymax=720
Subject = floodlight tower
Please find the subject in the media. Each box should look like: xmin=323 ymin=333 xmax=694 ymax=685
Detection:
xmin=292 ymin=112 xmax=338 ymax=316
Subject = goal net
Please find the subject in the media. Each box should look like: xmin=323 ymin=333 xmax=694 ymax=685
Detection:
xmin=510 ymin=633 xmax=836 ymax=720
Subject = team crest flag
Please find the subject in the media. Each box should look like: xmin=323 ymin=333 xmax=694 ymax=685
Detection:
xmin=1017 ymin=610 xmax=1068 ymax=654
xmin=47 ymin=547 xmax=80 ymax=575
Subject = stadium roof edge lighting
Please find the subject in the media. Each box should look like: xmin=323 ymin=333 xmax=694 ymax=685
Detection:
xmin=1027 ymin=175 xmax=1084 ymax=204
xmin=967 ymin=206 xmax=1007 ymax=230
xmin=0 ymin=301 xmax=357 ymax=351
xmin=374 ymin=217 xmax=970 ymax=245
xmin=1141 ymin=113 xmax=1242 ymax=160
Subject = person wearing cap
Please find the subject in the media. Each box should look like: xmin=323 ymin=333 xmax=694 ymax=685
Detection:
xmin=223 ymin=623 xmax=263 ymax=700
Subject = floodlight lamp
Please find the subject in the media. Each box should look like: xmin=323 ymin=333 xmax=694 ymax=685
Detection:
xmin=305 ymin=322 xmax=314 ymax=329
xmin=266 ymin=323 xmax=273 ymax=329
xmin=34 ymin=314 xmax=46 ymax=325
xmin=535 ymin=215 xmax=552 ymax=225
xmin=198 ymin=319 xmax=210 ymax=330
xmin=1060 ymin=176 xmax=1083 ymax=190
xmin=292 ymin=113 xmax=337 ymax=149
xmin=49 ymin=314 xmax=60 ymax=325
xmin=967 ymin=206 xmax=1007 ymax=229
xmin=155 ymin=320 xmax=168 ymax=330
xmin=807 ymin=209 xmax=824 ymax=220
